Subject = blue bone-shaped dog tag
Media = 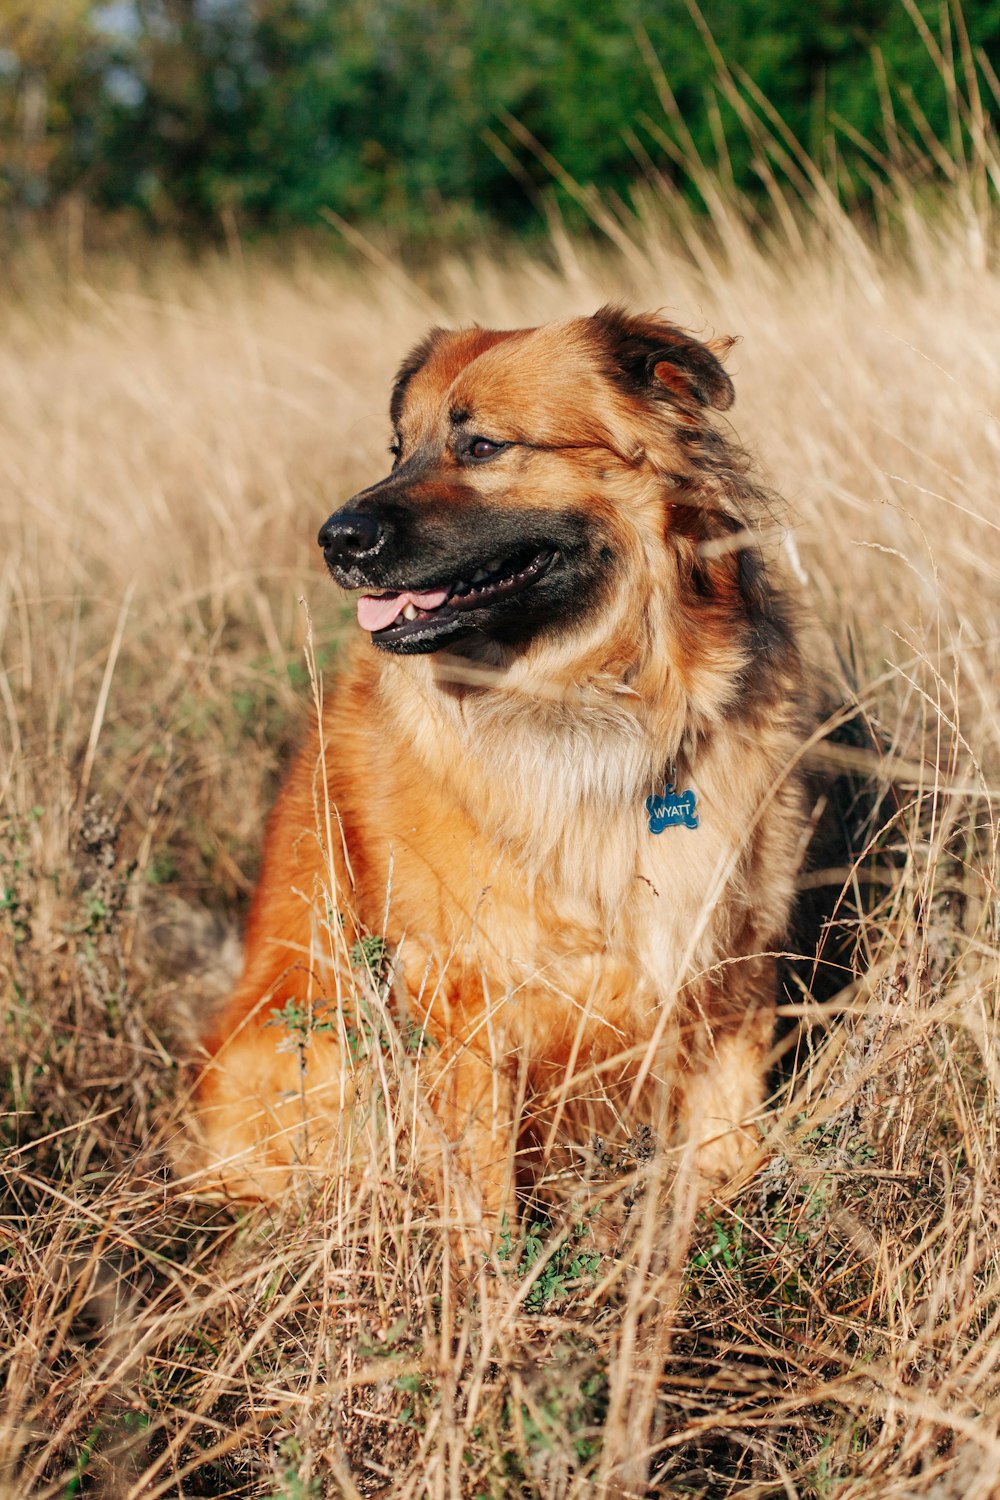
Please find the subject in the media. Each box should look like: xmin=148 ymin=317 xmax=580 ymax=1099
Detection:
xmin=646 ymin=782 xmax=699 ymax=834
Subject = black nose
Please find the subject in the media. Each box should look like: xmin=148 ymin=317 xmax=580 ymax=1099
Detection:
xmin=317 ymin=510 xmax=383 ymax=565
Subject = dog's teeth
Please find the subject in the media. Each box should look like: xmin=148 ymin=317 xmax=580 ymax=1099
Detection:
xmin=486 ymin=558 xmax=502 ymax=573
xmin=472 ymin=569 xmax=488 ymax=583
xmin=453 ymin=581 xmax=470 ymax=596
xmin=402 ymin=603 xmax=418 ymax=621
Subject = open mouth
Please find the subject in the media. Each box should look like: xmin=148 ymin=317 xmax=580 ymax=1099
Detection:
xmin=356 ymin=547 xmax=559 ymax=646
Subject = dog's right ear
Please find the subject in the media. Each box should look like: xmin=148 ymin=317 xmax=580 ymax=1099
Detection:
xmin=594 ymin=305 xmax=736 ymax=413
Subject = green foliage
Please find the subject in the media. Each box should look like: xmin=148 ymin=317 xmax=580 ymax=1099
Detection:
xmin=489 ymin=1351 xmax=610 ymax=1487
xmin=0 ymin=0 xmax=996 ymax=237
xmin=264 ymin=1437 xmax=322 ymax=1500
xmin=348 ymin=930 xmax=388 ymax=978
xmin=267 ymin=996 xmax=335 ymax=1041
xmin=495 ymin=1213 xmax=602 ymax=1311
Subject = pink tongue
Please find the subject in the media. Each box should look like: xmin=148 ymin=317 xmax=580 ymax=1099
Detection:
xmin=357 ymin=588 xmax=448 ymax=632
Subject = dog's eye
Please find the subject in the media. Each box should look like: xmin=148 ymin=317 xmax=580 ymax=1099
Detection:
xmin=388 ymin=440 xmax=402 ymax=468
xmin=467 ymin=437 xmax=504 ymax=461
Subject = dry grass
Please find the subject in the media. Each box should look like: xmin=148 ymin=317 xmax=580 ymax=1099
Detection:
xmin=1 ymin=145 xmax=999 ymax=1499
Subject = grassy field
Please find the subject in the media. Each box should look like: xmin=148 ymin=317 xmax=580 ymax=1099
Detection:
xmin=1 ymin=151 xmax=998 ymax=1499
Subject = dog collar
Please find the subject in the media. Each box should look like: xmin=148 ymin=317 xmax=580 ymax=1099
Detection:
xmin=646 ymin=766 xmax=699 ymax=833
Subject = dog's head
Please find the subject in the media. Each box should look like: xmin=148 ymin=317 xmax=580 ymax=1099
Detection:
xmin=318 ymin=306 xmax=742 ymax=657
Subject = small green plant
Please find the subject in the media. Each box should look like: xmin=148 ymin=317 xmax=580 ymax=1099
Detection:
xmin=349 ymin=931 xmax=389 ymax=980
xmin=267 ymin=997 xmax=335 ymax=1041
xmin=146 ymin=849 xmax=178 ymax=885
xmin=0 ymin=877 xmax=29 ymax=945
xmin=494 ymin=1214 xmax=602 ymax=1311
xmin=266 ymin=996 xmax=336 ymax=1147
xmin=265 ymin=1437 xmax=322 ymax=1500
xmin=690 ymin=1217 xmax=745 ymax=1272
xmin=0 ymin=818 xmax=31 ymax=946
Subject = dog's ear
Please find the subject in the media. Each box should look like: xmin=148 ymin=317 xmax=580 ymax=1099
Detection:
xmin=594 ymin=305 xmax=736 ymax=412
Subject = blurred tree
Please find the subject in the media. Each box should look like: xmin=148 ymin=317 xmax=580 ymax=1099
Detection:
xmin=1 ymin=0 xmax=997 ymax=238
xmin=0 ymin=0 xmax=115 ymax=213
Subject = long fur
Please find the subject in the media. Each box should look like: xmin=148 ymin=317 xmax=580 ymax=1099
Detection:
xmin=193 ymin=306 xmax=809 ymax=1218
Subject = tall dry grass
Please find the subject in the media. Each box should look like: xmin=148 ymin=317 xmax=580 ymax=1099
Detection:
xmin=1 ymin=113 xmax=999 ymax=1499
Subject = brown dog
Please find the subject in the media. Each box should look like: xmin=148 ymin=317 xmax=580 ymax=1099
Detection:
xmin=195 ymin=307 xmax=807 ymax=1223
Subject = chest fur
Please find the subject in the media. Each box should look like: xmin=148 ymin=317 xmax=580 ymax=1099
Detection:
xmin=367 ymin=662 xmax=794 ymax=1057
xmin=392 ymin=781 xmax=754 ymax=1058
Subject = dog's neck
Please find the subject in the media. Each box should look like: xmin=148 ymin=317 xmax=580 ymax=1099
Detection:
xmin=379 ymin=648 xmax=705 ymax=867
xmin=370 ymin=559 xmax=765 ymax=877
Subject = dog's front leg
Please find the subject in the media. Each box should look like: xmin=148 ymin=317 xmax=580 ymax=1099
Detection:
xmin=676 ymin=996 xmax=774 ymax=1188
xmin=422 ymin=1036 xmax=517 ymax=1250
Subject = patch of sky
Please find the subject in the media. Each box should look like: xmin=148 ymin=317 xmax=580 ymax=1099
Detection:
xmin=92 ymin=2 xmax=141 ymax=40
xmin=103 ymin=65 xmax=145 ymax=108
